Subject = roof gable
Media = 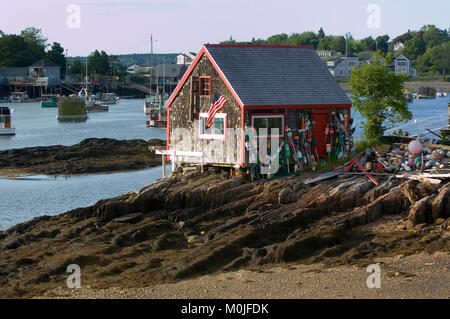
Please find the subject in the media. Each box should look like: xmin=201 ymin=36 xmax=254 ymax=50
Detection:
xmin=167 ymin=44 xmax=351 ymax=109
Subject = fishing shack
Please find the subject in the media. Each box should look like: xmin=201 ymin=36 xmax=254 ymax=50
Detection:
xmin=165 ymin=44 xmax=353 ymax=173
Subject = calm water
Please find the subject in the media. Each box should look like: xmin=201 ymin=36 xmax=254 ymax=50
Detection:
xmin=0 ymin=99 xmax=166 ymax=150
xmin=351 ymin=94 xmax=449 ymax=138
xmin=0 ymin=166 xmax=171 ymax=230
xmin=0 ymin=95 xmax=448 ymax=229
xmin=0 ymin=99 xmax=169 ymax=230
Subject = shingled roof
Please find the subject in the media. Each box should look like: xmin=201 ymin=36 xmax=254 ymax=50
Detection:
xmin=205 ymin=44 xmax=351 ymax=106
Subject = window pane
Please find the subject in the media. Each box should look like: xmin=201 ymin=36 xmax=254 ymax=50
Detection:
xmin=252 ymin=116 xmax=283 ymax=137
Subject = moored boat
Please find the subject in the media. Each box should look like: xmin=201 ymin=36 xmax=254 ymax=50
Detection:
xmin=57 ymin=96 xmax=88 ymax=122
xmin=9 ymin=92 xmax=28 ymax=103
xmin=0 ymin=106 xmax=16 ymax=135
xmin=416 ymin=86 xmax=436 ymax=99
xmin=101 ymin=93 xmax=120 ymax=105
xmin=40 ymin=94 xmax=59 ymax=108
xmin=146 ymin=102 xmax=167 ymax=128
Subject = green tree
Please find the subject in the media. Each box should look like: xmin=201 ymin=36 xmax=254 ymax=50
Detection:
xmin=331 ymin=36 xmax=346 ymax=54
xmin=361 ymin=36 xmax=376 ymax=51
xmin=69 ymin=60 xmax=85 ymax=75
xmin=402 ymin=37 xmax=426 ymax=61
xmin=87 ymin=50 xmax=110 ymax=75
xmin=47 ymin=42 xmax=66 ymax=75
xmin=0 ymin=34 xmax=36 ymax=66
xmin=375 ymin=35 xmax=390 ymax=53
xmin=20 ymin=27 xmax=47 ymax=60
xmin=349 ymin=53 xmax=412 ymax=140
xmin=421 ymin=25 xmax=449 ymax=48
xmin=267 ymin=33 xmax=288 ymax=45
xmin=318 ymin=28 xmax=325 ymax=39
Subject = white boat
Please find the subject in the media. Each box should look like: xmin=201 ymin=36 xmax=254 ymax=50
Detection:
xmin=0 ymin=107 xmax=15 ymax=135
xmin=9 ymin=92 xmax=28 ymax=103
xmin=437 ymin=91 xmax=447 ymax=97
xmin=144 ymin=94 xmax=168 ymax=114
xmin=101 ymin=93 xmax=119 ymax=105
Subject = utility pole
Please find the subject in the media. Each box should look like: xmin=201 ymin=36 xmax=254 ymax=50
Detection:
xmin=65 ymin=49 xmax=69 ymax=77
xmin=150 ymin=34 xmax=153 ymax=96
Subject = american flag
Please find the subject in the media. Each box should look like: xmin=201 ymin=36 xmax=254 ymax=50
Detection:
xmin=206 ymin=90 xmax=228 ymax=128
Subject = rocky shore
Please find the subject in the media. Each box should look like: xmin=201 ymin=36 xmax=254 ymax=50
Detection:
xmin=0 ymin=138 xmax=165 ymax=176
xmin=0 ymin=167 xmax=448 ymax=298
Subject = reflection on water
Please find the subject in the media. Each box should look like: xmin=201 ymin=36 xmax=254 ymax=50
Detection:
xmin=0 ymin=166 xmax=171 ymax=230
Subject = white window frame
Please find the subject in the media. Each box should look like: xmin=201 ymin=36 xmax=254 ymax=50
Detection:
xmin=198 ymin=113 xmax=227 ymax=140
xmin=251 ymin=114 xmax=285 ymax=139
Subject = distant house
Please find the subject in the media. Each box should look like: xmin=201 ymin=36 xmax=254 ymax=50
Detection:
xmin=316 ymin=50 xmax=341 ymax=58
xmin=0 ymin=67 xmax=29 ymax=84
xmin=391 ymin=55 xmax=417 ymax=77
xmin=393 ymin=42 xmax=405 ymax=52
xmin=28 ymin=59 xmax=61 ymax=85
xmin=166 ymin=44 xmax=351 ymax=167
xmin=127 ymin=64 xmax=142 ymax=74
xmin=153 ymin=64 xmax=188 ymax=85
xmin=328 ymin=57 xmax=360 ymax=78
xmin=326 ymin=52 xmax=376 ymax=78
xmin=177 ymin=52 xmax=197 ymax=66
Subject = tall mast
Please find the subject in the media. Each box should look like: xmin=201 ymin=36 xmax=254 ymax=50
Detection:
xmin=150 ymin=34 xmax=153 ymax=96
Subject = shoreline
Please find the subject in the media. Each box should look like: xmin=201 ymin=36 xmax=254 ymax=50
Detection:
xmin=340 ymin=81 xmax=450 ymax=93
xmin=0 ymin=138 xmax=166 ymax=177
xmin=0 ymin=167 xmax=448 ymax=298
xmin=41 ymin=252 xmax=449 ymax=299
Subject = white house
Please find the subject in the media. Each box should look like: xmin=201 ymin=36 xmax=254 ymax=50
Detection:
xmin=127 ymin=64 xmax=142 ymax=74
xmin=393 ymin=55 xmax=417 ymax=77
xmin=177 ymin=52 xmax=197 ymax=66
xmin=316 ymin=50 xmax=341 ymax=58
xmin=393 ymin=42 xmax=405 ymax=52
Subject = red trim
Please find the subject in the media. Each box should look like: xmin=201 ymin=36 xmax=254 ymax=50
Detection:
xmin=241 ymin=107 xmax=245 ymax=167
xmin=199 ymin=76 xmax=211 ymax=96
xmin=250 ymin=113 xmax=286 ymax=139
xmin=204 ymin=48 xmax=244 ymax=108
xmin=244 ymin=104 xmax=352 ymax=110
xmin=166 ymin=101 xmax=170 ymax=155
xmin=166 ymin=46 xmax=244 ymax=110
xmin=204 ymin=44 xmax=314 ymax=49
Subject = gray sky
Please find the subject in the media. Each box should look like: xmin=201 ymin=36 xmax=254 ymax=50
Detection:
xmin=1 ymin=0 xmax=449 ymax=56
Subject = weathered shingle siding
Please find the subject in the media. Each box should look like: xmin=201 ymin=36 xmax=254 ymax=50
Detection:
xmin=169 ymin=54 xmax=242 ymax=165
xmin=206 ymin=46 xmax=351 ymax=106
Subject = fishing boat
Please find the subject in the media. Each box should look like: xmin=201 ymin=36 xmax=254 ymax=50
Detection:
xmin=416 ymin=86 xmax=436 ymax=99
xmin=146 ymin=102 xmax=167 ymax=128
xmin=40 ymin=94 xmax=59 ymax=108
xmin=78 ymin=88 xmax=109 ymax=113
xmin=0 ymin=107 xmax=16 ymax=135
xmin=437 ymin=90 xmax=447 ymax=97
xmin=9 ymin=92 xmax=28 ymax=103
xmin=101 ymin=93 xmax=120 ymax=105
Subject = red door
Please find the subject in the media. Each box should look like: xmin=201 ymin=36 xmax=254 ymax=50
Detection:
xmin=311 ymin=111 xmax=330 ymax=159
